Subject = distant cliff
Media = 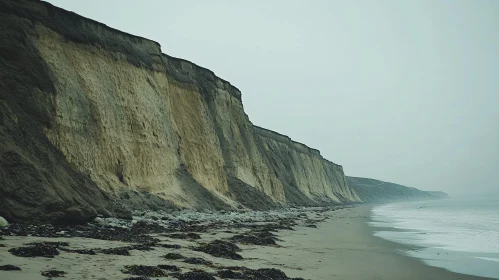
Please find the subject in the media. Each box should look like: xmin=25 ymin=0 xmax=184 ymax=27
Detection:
xmin=347 ymin=176 xmax=447 ymax=203
xmin=0 ymin=0 xmax=361 ymax=223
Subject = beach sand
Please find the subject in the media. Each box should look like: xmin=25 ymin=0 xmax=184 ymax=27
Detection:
xmin=244 ymin=205 xmax=495 ymax=280
xmin=0 ymin=205 xmax=494 ymax=279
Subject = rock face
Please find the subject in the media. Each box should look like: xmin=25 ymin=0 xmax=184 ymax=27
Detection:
xmin=0 ymin=0 xmax=361 ymax=223
xmin=347 ymin=176 xmax=447 ymax=203
xmin=254 ymin=127 xmax=360 ymax=205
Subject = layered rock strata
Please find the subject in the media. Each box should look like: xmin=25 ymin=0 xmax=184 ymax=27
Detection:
xmin=0 ymin=0 xmax=361 ymax=223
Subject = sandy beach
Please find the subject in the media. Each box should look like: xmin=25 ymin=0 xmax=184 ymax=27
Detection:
xmin=0 ymin=205 xmax=494 ymax=280
xmin=245 ymin=205 xmax=495 ymax=280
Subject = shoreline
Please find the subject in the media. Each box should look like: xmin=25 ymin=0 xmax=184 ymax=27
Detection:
xmin=365 ymin=205 xmax=496 ymax=280
xmin=0 ymin=205 xmax=495 ymax=279
xmin=241 ymin=205 xmax=495 ymax=280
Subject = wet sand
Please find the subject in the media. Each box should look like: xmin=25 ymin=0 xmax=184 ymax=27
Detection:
xmin=245 ymin=205 xmax=495 ymax=280
xmin=0 ymin=205 xmax=495 ymax=279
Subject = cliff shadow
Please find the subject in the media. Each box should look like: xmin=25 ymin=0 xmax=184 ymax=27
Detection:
xmin=0 ymin=12 xmax=128 ymax=224
xmin=226 ymin=176 xmax=277 ymax=210
xmin=176 ymin=165 xmax=230 ymax=211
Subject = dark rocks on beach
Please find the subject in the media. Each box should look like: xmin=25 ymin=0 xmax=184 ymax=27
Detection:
xmin=217 ymin=269 xmax=245 ymax=279
xmin=255 ymin=268 xmax=305 ymax=280
xmin=183 ymin=257 xmax=213 ymax=265
xmin=82 ymin=227 xmax=160 ymax=244
xmin=194 ymin=239 xmax=242 ymax=260
xmin=9 ymin=243 xmax=59 ymax=258
xmin=305 ymin=224 xmax=317 ymax=228
xmin=0 ymin=265 xmax=21 ymax=271
xmin=26 ymin=241 xmax=69 ymax=247
xmin=127 ymin=244 xmax=155 ymax=251
xmin=60 ymin=248 xmax=97 ymax=255
xmin=175 ymin=271 xmax=216 ymax=280
xmin=124 ymin=277 xmax=151 ymax=280
xmin=157 ymin=264 xmax=181 ymax=272
xmin=163 ymin=252 xmax=185 ymax=260
xmin=41 ymin=269 xmax=66 ymax=277
xmin=0 ymin=244 xmax=5 ymax=247
xmin=0 ymin=223 xmax=60 ymax=237
xmin=221 ymin=266 xmax=248 ymax=271
xmin=0 ymin=222 xmax=158 ymax=244
xmin=169 ymin=272 xmax=183 ymax=279
xmin=101 ymin=247 xmax=131 ymax=256
xmin=217 ymin=266 xmax=298 ymax=280
xmin=231 ymin=230 xmax=278 ymax=246
xmin=122 ymin=265 xmax=168 ymax=277
xmin=160 ymin=243 xmax=182 ymax=249
xmin=130 ymin=221 xmax=166 ymax=234
xmin=253 ymin=268 xmax=288 ymax=279
xmin=166 ymin=232 xmax=201 ymax=240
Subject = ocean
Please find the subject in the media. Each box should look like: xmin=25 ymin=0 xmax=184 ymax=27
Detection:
xmin=370 ymin=197 xmax=499 ymax=279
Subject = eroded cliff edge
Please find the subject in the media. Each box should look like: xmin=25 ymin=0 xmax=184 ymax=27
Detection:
xmin=0 ymin=0 xmax=361 ymax=223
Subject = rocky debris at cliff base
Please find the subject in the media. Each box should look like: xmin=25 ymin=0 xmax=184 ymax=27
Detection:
xmin=122 ymin=265 xmax=169 ymax=277
xmin=0 ymin=265 xmax=21 ymax=271
xmin=130 ymin=220 xmax=166 ymax=234
xmin=0 ymin=206 xmax=337 ymax=244
xmin=0 ymin=222 xmax=159 ymax=244
xmin=194 ymin=239 xmax=242 ymax=260
xmin=41 ymin=269 xmax=66 ymax=277
xmin=165 ymin=220 xmax=210 ymax=233
xmin=0 ymin=207 xmax=339 ymax=280
xmin=9 ymin=243 xmax=60 ymax=258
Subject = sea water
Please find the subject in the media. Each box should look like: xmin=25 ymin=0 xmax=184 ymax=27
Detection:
xmin=370 ymin=197 xmax=499 ymax=279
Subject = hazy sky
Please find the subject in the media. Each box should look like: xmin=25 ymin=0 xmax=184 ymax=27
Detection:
xmin=45 ymin=0 xmax=498 ymax=195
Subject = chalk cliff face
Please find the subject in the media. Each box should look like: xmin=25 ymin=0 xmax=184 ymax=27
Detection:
xmin=0 ymin=0 xmax=361 ymax=223
xmin=254 ymin=127 xmax=360 ymax=205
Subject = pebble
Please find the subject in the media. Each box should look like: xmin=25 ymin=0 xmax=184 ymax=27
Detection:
xmin=0 ymin=216 xmax=8 ymax=228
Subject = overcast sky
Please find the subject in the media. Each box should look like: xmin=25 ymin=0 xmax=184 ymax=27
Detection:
xmin=45 ymin=0 xmax=498 ymax=195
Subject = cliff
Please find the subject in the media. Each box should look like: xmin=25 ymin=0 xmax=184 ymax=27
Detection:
xmin=0 ymin=0 xmax=361 ymax=223
xmin=347 ymin=176 xmax=447 ymax=203
xmin=254 ymin=127 xmax=359 ymax=205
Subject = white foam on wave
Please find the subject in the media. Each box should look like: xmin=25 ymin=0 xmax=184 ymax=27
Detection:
xmin=370 ymin=198 xmax=499 ymax=279
xmin=474 ymin=257 xmax=499 ymax=263
xmin=370 ymin=200 xmax=499 ymax=254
